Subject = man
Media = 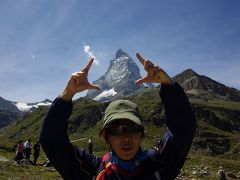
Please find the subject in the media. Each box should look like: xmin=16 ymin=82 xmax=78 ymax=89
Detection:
xmin=24 ymin=139 xmax=32 ymax=160
xmin=217 ymin=164 xmax=227 ymax=180
xmin=33 ymin=141 xmax=41 ymax=164
xmin=88 ymin=136 xmax=93 ymax=154
xmin=14 ymin=140 xmax=25 ymax=163
xmin=40 ymin=53 xmax=196 ymax=179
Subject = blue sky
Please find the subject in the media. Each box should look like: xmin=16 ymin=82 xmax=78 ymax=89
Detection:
xmin=0 ymin=0 xmax=240 ymax=102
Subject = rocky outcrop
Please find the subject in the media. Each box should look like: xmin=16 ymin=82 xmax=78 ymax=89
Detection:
xmin=173 ymin=69 xmax=240 ymax=101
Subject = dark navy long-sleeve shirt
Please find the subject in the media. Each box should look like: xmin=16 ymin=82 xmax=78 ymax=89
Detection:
xmin=40 ymin=82 xmax=196 ymax=180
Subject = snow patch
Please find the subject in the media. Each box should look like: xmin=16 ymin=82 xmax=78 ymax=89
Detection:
xmin=36 ymin=102 xmax=52 ymax=106
xmin=14 ymin=102 xmax=52 ymax=112
xmin=115 ymin=74 xmax=126 ymax=83
xmin=113 ymin=56 xmax=129 ymax=64
xmin=15 ymin=102 xmax=33 ymax=111
xmin=94 ymin=88 xmax=117 ymax=101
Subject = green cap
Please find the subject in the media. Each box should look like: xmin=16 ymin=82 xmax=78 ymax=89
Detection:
xmin=103 ymin=99 xmax=142 ymax=128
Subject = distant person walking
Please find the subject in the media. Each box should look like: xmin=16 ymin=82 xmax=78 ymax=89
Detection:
xmin=24 ymin=139 xmax=32 ymax=160
xmin=33 ymin=141 xmax=41 ymax=164
xmin=217 ymin=164 xmax=227 ymax=180
xmin=14 ymin=140 xmax=25 ymax=162
xmin=88 ymin=136 xmax=93 ymax=154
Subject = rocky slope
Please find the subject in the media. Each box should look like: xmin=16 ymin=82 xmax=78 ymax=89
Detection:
xmin=173 ymin=69 xmax=240 ymax=101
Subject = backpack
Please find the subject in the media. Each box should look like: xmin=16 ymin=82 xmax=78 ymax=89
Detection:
xmin=96 ymin=152 xmax=161 ymax=180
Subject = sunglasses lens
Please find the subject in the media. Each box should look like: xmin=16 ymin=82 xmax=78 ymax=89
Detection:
xmin=107 ymin=124 xmax=141 ymax=136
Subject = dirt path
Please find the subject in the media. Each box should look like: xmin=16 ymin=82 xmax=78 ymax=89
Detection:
xmin=0 ymin=156 xmax=9 ymax=161
xmin=70 ymin=137 xmax=88 ymax=142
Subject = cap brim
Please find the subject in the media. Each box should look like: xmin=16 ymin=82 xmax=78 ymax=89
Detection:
xmin=104 ymin=112 xmax=141 ymax=127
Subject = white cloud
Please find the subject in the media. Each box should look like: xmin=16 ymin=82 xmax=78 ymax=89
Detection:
xmin=31 ymin=54 xmax=36 ymax=61
xmin=83 ymin=45 xmax=100 ymax=65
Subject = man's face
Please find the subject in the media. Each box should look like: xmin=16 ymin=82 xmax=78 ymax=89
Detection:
xmin=106 ymin=119 xmax=142 ymax=160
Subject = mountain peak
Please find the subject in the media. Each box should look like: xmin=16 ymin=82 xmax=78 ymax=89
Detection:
xmin=173 ymin=69 xmax=199 ymax=86
xmin=173 ymin=69 xmax=240 ymax=101
xmin=115 ymin=49 xmax=128 ymax=58
xmin=180 ymin=69 xmax=199 ymax=77
xmin=86 ymin=49 xmax=154 ymax=101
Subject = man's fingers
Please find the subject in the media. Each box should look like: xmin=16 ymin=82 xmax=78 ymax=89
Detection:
xmin=81 ymin=58 xmax=94 ymax=73
xmin=144 ymin=60 xmax=154 ymax=71
xmin=152 ymin=66 xmax=161 ymax=76
xmin=135 ymin=78 xmax=144 ymax=84
xmin=136 ymin=53 xmax=145 ymax=65
xmin=135 ymin=76 xmax=151 ymax=84
xmin=88 ymin=83 xmax=100 ymax=91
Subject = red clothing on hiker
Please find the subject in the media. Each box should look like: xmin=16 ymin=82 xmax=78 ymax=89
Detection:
xmin=17 ymin=142 xmax=25 ymax=153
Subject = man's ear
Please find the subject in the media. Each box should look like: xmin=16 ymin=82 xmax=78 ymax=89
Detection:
xmin=100 ymin=129 xmax=109 ymax=143
xmin=102 ymin=130 xmax=107 ymax=140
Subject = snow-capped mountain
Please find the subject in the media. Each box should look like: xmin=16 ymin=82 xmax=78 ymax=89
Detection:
xmin=0 ymin=97 xmax=52 ymax=112
xmin=0 ymin=97 xmax=52 ymax=128
xmin=85 ymin=49 xmax=154 ymax=101
xmin=14 ymin=99 xmax=52 ymax=112
xmin=0 ymin=96 xmax=20 ymax=112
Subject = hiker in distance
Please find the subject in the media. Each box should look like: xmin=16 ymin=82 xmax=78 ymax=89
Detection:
xmin=88 ymin=136 xmax=93 ymax=154
xmin=40 ymin=52 xmax=196 ymax=180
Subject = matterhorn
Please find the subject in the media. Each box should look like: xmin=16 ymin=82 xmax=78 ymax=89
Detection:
xmin=85 ymin=49 xmax=154 ymax=101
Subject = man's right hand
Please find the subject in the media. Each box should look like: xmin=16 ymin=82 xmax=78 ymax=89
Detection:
xmin=135 ymin=53 xmax=173 ymax=85
xmin=60 ymin=58 xmax=100 ymax=101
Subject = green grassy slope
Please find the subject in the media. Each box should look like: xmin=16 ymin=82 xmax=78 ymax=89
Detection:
xmin=0 ymin=88 xmax=240 ymax=179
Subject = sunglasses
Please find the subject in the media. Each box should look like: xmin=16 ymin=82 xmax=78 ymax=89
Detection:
xmin=106 ymin=123 xmax=142 ymax=136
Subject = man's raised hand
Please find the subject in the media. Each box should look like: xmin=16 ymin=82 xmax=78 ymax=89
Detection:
xmin=60 ymin=58 xmax=100 ymax=101
xmin=135 ymin=53 xmax=173 ymax=85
